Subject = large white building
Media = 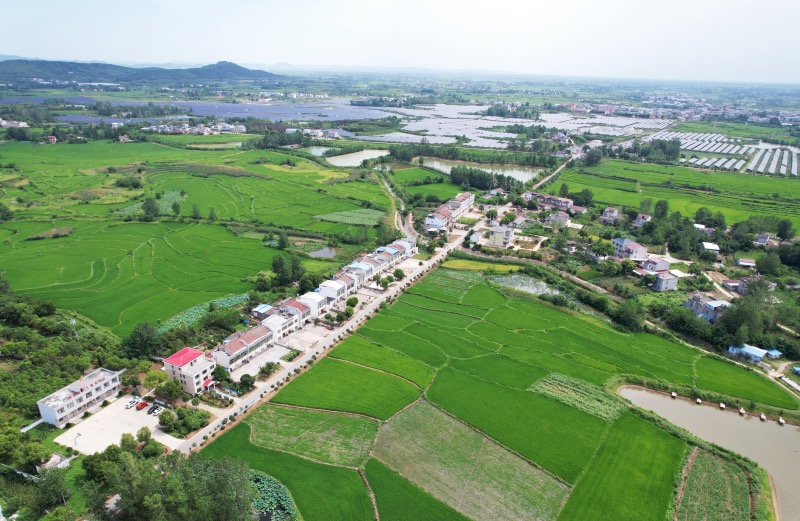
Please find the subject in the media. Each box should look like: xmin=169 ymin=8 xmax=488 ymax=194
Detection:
xmin=37 ymin=368 xmax=122 ymax=427
xmin=163 ymin=347 xmax=217 ymax=395
xmin=213 ymin=324 xmax=274 ymax=371
xmin=262 ymin=312 xmax=300 ymax=340
xmin=319 ymin=279 xmax=347 ymax=303
xmin=297 ymin=292 xmax=330 ymax=318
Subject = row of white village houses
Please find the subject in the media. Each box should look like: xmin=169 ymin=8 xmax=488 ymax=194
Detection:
xmin=36 ymin=237 xmax=419 ymax=426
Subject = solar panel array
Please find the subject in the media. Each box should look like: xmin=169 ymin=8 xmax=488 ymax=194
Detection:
xmin=746 ymin=148 xmax=798 ymax=176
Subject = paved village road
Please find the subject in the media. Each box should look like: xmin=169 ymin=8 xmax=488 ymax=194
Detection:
xmin=179 ymin=228 xmax=465 ymax=453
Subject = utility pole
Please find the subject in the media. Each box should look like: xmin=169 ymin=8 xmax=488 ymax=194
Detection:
xmin=70 ymin=319 xmax=78 ymax=341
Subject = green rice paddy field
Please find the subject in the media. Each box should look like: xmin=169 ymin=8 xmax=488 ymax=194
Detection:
xmin=0 ymin=140 xmax=390 ymax=335
xmin=561 ymin=159 xmax=800 ymax=227
xmin=0 ymin=219 xmax=330 ymax=336
xmin=390 ymin=163 xmax=464 ymax=199
xmin=205 ymin=267 xmax=794 ymax=521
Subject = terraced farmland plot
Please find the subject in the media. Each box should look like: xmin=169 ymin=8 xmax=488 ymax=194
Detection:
xmin=374 ymin=401 xmax=568 ymax=521
xmin=272 ymin=358 xmax=419 ymax=420
xmin=542 ymin=328 xmax=695 ymax=385
xmin=408 ymin=281 xmax=469 ymax=302
xmin=358 ymin=326 xmax=449 ymax=367
xmin=203 ymin=423 xmax=375 ymax=521
xmin=404 ymin=322 xmax=493 ymax=358
xmin=331 ymin=335 xmax=436 ymax=387
xmin=314 ymin=209 xmax=386 ymax=226
xmin=0 ymin=221 xmax=327 ymax=336
xmin=694 ymin=357 xmax=798 ymax=409
xmin=429 ymin=268 xmax=484 ymax=284
xmin=0 ymin=141 xmax=389 ymax=227
xmin=247 ymin=404 xmax=379 ymax=467
xmin=676 ymin=450 xmax=750 ymax=521
xmin=460 ymin=283 xmax=507 ymax=309
xmin=428 ymin=369 xmax=609 ymax=483
xmin=365 ymin=459 xmax=472 ymax=521
xmin=560 ymin=163 xmax=800 ymax=227
xmin=580 ymin=159 xmax=800 ymax=199
xmin=557 ymin=413 xmax=686 ymax=521
xmin=390 ymin=301 xmax=480 ymax=329
xmin=358 ymin=312 xmax=411 ymax=331
xmin=449 ymin=355 xmax=548 ymax=390
xmin=400 ymin=293 xmax=487 ymax=318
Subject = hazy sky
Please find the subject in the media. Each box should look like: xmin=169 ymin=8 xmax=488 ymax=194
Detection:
xmin=4 ymin=0 xmax=799 ymax=83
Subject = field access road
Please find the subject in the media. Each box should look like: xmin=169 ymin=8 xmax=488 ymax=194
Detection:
xmin=532 ymin=153 xmax=579 ymax=189
xmin=382 ymin=176 xmax=417 ymax=240
xmin=460 ymin=247 xmax=624 ymax=303
xmin=180 ymin=228 xmax=466 ymax=453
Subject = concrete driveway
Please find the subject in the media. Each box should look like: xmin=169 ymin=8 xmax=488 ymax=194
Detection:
xmin=54 ymin=394 xmax=182 ymax=454
xmin=230 ymin=345 xmax=291 ymax=382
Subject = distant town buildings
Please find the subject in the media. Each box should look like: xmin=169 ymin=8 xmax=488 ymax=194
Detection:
xmin=0 ymin=118 xmax=29 ymax=128
xmin=140 ymin=123 xmax=246 ymax=135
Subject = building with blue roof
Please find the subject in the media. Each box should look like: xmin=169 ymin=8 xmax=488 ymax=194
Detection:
xmin=728 ymin=344 xmax=768 ymax=362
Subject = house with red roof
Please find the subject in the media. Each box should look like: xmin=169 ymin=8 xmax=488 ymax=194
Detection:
xmin=279 ymin=298 xmax=311 ymax=324
xmin=163 ymin=347 xmax=217 ymax=395
xmin=213 ymin=324 xmax=274 ymax=371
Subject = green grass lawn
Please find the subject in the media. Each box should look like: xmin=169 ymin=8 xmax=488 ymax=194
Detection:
xmin=246 ymin=404 xmax=378 ymax=467
xmin=694 ymin=357 xmax=798 ymax=409
xmin=557 ymin=413 xmax=686 ymax=521
xmin=203 ymin=423 xmax=375 ymax=521
xmin=365 ymin=458 xmax=472 ymax=521
xmin=272 ymin=358 xmax=420 ymax=420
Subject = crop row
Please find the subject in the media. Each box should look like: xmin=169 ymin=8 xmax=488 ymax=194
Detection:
xmin=314 ymin=209 xmax=385 ymax=226
xmin=532 ymin=373 xmax=625 ymax=421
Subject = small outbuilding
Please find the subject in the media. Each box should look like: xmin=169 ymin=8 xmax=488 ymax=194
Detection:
xmin=728 ymin=344 xmax=768 ymax=363
xmin=766 ymin=349 xmax=783 ymax=360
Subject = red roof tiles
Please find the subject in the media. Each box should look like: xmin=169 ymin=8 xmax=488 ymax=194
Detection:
xmin=163 ymin=347 xmax=203 ymax=368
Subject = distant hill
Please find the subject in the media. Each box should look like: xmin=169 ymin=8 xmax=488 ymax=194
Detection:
xmin=0 ymin=60 xmax=282 ymax=83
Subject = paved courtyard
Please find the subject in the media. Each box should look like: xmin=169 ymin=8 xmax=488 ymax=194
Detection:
xmin=54 ymin=394 xmax=182 ymax=454
xmin=230 ymin=345 xmax=291 ymax=382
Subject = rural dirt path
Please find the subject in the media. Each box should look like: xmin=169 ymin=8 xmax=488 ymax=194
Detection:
xmin=532 ymin=154 xmax=577 ymax=189
xmin=460 ymin=247 xmax=624 ymax=303
xmin=382 ymin=176 xmax=417 ymax=240
xmin=672 ymin=446 xmax=699 ymax=520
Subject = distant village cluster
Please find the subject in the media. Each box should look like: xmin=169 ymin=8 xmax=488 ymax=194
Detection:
xmin=0 ymin=117 xmax=29 ymax=128
xmin=139 ymin=122 xmax=247 ymax=135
